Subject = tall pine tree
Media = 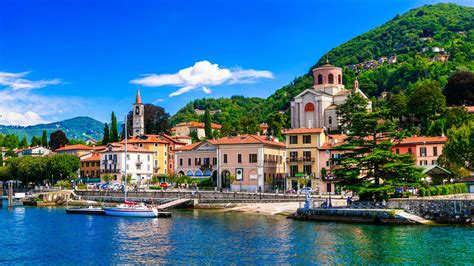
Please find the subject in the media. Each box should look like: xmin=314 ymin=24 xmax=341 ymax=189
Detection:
xmin=334 ymin=92 xmax=424 ymax=201
xmin=103 ymin=123 xmax=110 ymax=145
xmin=110 ymin=112 xmax=119 ymax=142
xmin=41 ymin=130 xmax=48 ymax=147
xmin=19 ymin=137 xmax=28 ymax=148
xmin=204 ymin=109 xmax=212 ymax=139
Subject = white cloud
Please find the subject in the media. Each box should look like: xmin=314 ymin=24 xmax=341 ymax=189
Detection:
xmin=130 ymin=60 xmax=274 ymax=97
xmin=153 ymin=98 xmax=165 ymax=104
xmin=0 ymin=71 xmax=62 ymax=90
xmin=0 ymin=70 xmax=79 ymax=126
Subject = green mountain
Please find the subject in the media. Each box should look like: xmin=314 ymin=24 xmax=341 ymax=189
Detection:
xmin=172 ymin=3 xmax=474 ymax=125
xmin=0 ymin=117 xmax=104 ymax=141
xmin=170 ymin=95 xmax=266 ymax=126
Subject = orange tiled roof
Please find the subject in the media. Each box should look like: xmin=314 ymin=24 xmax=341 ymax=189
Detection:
xmin=320 ymin=134 xmax=347 ymax=149
xmin=56 ymin=144 xmax=92 ymax=151
xmin=259 ymin=123 xmax=269 ymax=129
xmin=91 ymin=145 xmax=106 ymax=151
xmin=282 ymin=128 xmax=324 ymax=134
xmin=123 ymin=135 xmax=169 ymax=144
xmin=160 ymin=134 xmax=188 ymax=145
xmin=174 ymin=121 xmax=221 ymax=129
xmin=211 ymin=134 xmax=285 ymax=147
xmin=81 ymin=153 xmax=100 ymax=162
xmin=465 ymin=106 xmax=474 ymax=113
xmin=395 ymin=136 xmax=447 ymax=145
xmin=101 ymin=142 xmax=153 ymax=153
xmin=174 ymin=141 xmax=203 ymax=151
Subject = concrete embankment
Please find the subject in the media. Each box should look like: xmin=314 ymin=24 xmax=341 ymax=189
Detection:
xmin=291 ymin=208 xmax=432 ymax=225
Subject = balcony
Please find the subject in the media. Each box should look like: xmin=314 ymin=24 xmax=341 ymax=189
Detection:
xmin=302 ymin=157 xmax=315 ymax=163
xmin=199 ymin=164 xmax=213 ymax=171
xmin=100 ymin=169 xmax=121 ymax=174
xmin=286 ymin=157 xmax=299 ymax=163
xmin=135 ymin=160 xmax=143 ymax=166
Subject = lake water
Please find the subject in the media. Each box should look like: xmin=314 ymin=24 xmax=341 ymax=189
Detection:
xmin=1 ymin=202 xmax=473 ymax=264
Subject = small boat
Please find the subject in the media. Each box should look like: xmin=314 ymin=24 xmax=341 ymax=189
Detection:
xmin=103 ymin=201 xmax=159 ymax=218
xmin=66 ymin=206 xmax=105 ymax=215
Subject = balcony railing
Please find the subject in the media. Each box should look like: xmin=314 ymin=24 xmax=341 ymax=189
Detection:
xmin=100 ymin=169 xmax=121 ymax=174
xmin=302 ymin=157 xmax=315 ymax=162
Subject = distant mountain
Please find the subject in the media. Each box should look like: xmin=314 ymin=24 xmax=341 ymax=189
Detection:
xmin=0 ymin=117 xmax=104 ymax=141
xmin=172 ymin=3 xmax=474 ymax=125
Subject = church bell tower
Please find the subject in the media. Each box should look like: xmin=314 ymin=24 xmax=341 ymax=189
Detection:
xmin=132 ymin=87 xmax=145 ymax=136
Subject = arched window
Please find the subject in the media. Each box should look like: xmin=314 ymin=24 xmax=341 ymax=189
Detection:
xmin=328 ymin=74 xmax=334 ymax=84
xmin=338 ymin=75 xmax=342 ymax=84
xmin=304 ymin=103 xmax=315 ymax=112
xmin=317 ymin=74 xmax=323 ymax=84
xmin=135 ymin=106 xmax=140 ymax=115
xmin=328 ymin=116 xmax=332 ymax=124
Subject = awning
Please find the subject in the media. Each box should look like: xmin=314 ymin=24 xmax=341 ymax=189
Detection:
xmin=295 ymin=173 xmax=306 ymax=177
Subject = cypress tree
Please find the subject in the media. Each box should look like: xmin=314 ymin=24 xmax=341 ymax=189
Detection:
xmin=19 ymin=137 xmax=28 ymax=148
xmin=204 ymin=109 xmax=212 ymax=139
xmin=110 ymin=112 xmax=119 ymax=142
xmin=103 ymin=123 xmax=110 ymax=145
xmin=42 ymin=130 xmax=48 ymax=147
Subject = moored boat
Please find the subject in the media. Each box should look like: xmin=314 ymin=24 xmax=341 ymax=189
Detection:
xmin=66 ymin=206 xmax=105 ymax=215
xmin=103 ymin=201 xmax=159 ymax=218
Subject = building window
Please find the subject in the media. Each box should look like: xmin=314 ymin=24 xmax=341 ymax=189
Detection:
xmin=290 ymin=136 xmax=298 ymax=144
xmin=169 ymin=164 xmax=172 ymax=169
xmin=317 ymin=74 xmax=323 ymax=84
xmin=224 ymin=154 xmax=228 ymax=163
xmin=303 ymin=135 xmax=311 ymax=144
xmin=290 ymin=151 xmax=298 ymax=159
xmin=290 ymin=165 xmax=298 ymax=177
xmin=396 ymin=149 xmax=399 ymax=154
xmin=188 ymin=158 xmax=191 ymax=166
xmin=195 ymin=158 xmax=201 ymax=165
xmin=238 ymin=154 xmax=242 ymax=164
xmin=304 ymin=103 xmax=315 ymax=112
xmin=420 ymin=147 xmax=427 ymax=157
xmin=328 ymin=74 xmax=334 ymax=84
xmin=433 ymin=147 xmax=438 ymax=156
xmin=249 ymin=154 xmax=257 ymax=163
xmin=147 ymin=155 xmax=150 ymax=161
xmin=328 ymin=116 xmax=332 ymax=125
xmin=135 ymin=106 xmax=140 ymax=115
xmin=304 ymin=165 xmax=312 ymax=175
xmin=338 ymin=74 xmax=342 ymax=84
xmin=408 ymin=148 xmax=412 ymax=154
xmin=303 ymin=151 xmax=311 ymax=159
xmin=180 ymin=158 xmax=183 ymax=166
xmin=212 ymin=157 xmax=217 ymax=165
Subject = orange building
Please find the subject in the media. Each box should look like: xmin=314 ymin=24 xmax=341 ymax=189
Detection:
xmin=79 ymin=152 xmax=101 ymax=180
xmin=392 ymin=136 xmax=447 ymax=166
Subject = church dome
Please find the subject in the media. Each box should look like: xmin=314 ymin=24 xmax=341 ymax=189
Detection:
xmin=312 ymin=63 xmax=343 ymax=86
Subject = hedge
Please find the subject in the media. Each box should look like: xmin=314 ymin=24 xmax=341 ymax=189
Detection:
xmin=419 ymin=183 xmax=467 ymax=197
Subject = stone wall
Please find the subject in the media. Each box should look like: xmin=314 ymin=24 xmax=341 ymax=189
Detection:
xmin=387 ymin=199 xmax=473 ymax=224
xmin=293 ymin=208 xmax=415 ymax=224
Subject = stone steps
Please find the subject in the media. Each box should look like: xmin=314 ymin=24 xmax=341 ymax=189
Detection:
xmin=396 ymin=211 xmax=434 ymax=225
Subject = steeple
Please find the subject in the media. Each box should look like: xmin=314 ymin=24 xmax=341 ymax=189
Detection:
xmin=135 ymin=87 xmax=142 ymax=104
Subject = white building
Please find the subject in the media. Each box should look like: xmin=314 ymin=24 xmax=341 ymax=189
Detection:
xmin=99 ymin=143 xmax=153 ymax=184
xmin=290 ymin=63 xmax=372 ymax=131
xmin=16 ymin=146 xmax=52 ymax=158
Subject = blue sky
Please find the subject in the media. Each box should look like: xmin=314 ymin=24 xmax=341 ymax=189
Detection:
xmin=0 ymin=0 xmax=472 ymax=125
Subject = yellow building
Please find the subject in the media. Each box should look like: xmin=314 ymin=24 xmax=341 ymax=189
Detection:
xmin=125 ymin=135 xmax=170 ymax=175
xmin=283 ymin=128 xmax=327 ymax=192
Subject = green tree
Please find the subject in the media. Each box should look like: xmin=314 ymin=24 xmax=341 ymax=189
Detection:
xmin=266 ymin=112 xmax=286 ymax=140
xmin=336 ymin=91 xmax=369 ymax=131
xmin=189 ymin=131 xmax=200 ymax=143
xmin=19 ymin=137 xmax=28 ymax=148
xmin=408 ymin=80 xmax=446 ymax=133
xmin=102 ymin=174 xmax=113 ymax=184
xmin=239 ymin=116 xmax=259 ymax=134
xmin=204 ymin=109 xmax=213 ymax=139
xmin=110 ymin=112 xmax=119 ymax=142
xmin=49 ymin=130 xmax=69 ymax=150
xmin=102 ymin=123 xmax=110 ymax=145
xmin=45 ymin=154 xmax=81 ymax=181
xmin=442 ymin=121 xmax=474 ymax=171
xmin=30 ymin=136 xmax=41 ymax=147
xmin=335 ymin=100 xmax=424 ymax=201
xmin=219 ymin=122 xmax=234 ymax=137
xmin=444 ymin=71 xmax=474 ymax=106
xmin=41 ymin=130 xmax=48 ymax=147
xmin=125 ymin=104 xmax=171 ymax=137
xmin=2 ymin=134 xmax=20 ymax=149
xmin=386 ymin=92 xmax=408 ymax=119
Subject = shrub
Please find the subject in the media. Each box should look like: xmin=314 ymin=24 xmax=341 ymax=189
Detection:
xmin=149 ymin=186 xmax=162 ymax=190
xmin=441 ymin=186 xmax=449 ymax=195
xmin=198 ymin=178 xmax=216 ymax=188
xmin=419 ymin=188 xmax=427 ymax=197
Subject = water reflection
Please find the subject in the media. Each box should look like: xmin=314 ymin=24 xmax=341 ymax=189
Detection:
xmin=0 ymin=207 xmax=473 ymax=264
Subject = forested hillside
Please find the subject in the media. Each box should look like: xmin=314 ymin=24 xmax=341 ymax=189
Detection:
xmin=172 ymin=3 xmax=473 ymax=125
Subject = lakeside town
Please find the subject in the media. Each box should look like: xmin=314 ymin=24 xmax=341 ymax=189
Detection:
xmin=1 ymin=1 xmax=473 ymax=264
xmin=2 ymin=61 xmax=474 ymax=224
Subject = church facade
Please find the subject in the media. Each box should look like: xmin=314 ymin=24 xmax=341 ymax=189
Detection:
xmin=290 ymin=63 xmax=371 ymax=131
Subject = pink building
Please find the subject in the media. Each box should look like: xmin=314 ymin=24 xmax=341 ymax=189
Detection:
xmin=174 ymin=135 xmax=286 ymax=192
xmin=392 ymin=136 xmax=447 ymax=166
